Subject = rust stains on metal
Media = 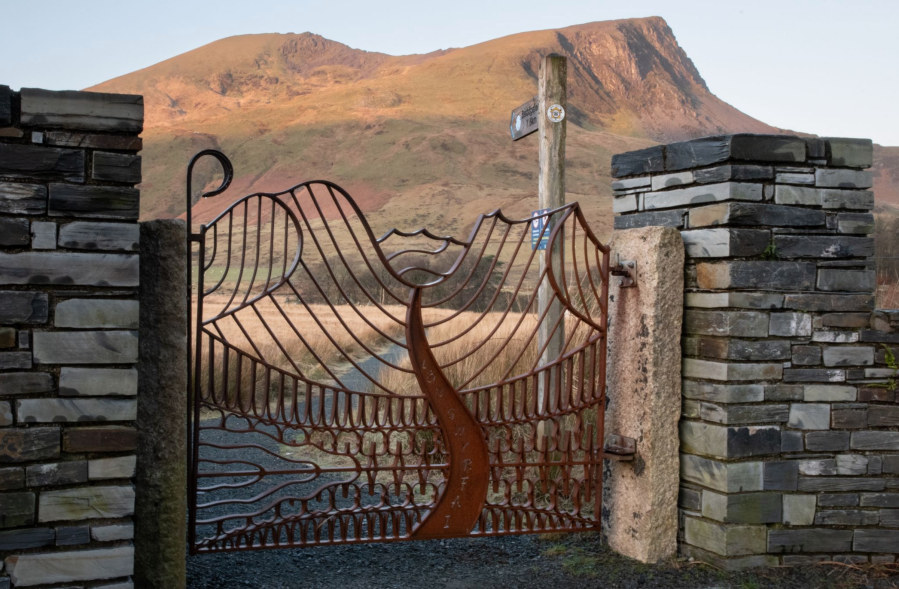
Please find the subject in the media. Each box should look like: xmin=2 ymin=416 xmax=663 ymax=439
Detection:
xmin=406 ymin=287 xmax=489 ymax=539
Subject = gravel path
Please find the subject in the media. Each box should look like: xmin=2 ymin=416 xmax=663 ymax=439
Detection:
xmin=187 ymin=423 xmax=894 ymax=589
xmin=187 ymin=530 xmax=894 ymax=589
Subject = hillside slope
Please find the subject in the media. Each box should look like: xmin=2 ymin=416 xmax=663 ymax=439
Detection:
xmin=91 ymin=17 xmax=893 ymax=241
xmin=873 ymin=146 xmax=899 ymax=211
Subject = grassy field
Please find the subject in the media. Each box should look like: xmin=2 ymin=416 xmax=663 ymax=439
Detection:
xmin=196 ymin=292 xmax=567 ymax=394
xmin=878 ymin=280 xmax=899 ymax=309
xmin=195 ymin=294 xmax=407 ymax=390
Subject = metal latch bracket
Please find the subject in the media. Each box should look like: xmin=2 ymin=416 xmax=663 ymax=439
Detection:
xmin=610 ymin=254 xmax=637 ymax=288
xmin=603 ymin=434 xmax=637 ymax=462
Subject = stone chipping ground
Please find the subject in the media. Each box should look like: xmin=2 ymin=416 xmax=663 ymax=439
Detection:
xmin=187 ymin=532 xmax=899 ymax=589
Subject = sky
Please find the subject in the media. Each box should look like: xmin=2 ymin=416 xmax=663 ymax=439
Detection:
xmin=2 ymin=0 xmax=897 ymax=144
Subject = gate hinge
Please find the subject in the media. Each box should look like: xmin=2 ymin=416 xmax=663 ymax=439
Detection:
xmin=603 ymin=434 xmax=636 ymax=462
xmin=610 ymin=254 xmax=637 ymax=288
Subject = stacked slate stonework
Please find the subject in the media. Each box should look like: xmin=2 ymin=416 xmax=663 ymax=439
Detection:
xmin=612 ymin=134 xmax=899 ymax=569
xmin=0 ymin=86 xmax=142 ymax=588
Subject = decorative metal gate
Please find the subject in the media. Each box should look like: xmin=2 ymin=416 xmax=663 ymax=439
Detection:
xmin=186 ymin=150 xmax=628 ymax=554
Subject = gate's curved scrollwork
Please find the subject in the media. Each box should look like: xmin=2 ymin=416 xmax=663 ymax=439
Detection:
xmin=186 ymin=151 xmax=613 ymax=553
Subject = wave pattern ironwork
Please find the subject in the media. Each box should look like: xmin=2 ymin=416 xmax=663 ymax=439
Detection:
xmin=186 ymin=151 xmax=612 ymax=553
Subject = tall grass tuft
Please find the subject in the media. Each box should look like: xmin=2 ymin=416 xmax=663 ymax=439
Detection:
xmin=876 ymin=210 xmax=899 ymax=309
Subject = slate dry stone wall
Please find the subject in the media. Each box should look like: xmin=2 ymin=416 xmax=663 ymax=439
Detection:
xmin=612 ymin=134 xmax=899 ymax=569
xmin=0 ymin=86 xmax=142 ymax=588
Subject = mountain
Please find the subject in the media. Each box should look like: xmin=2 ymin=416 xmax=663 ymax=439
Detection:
xmin=89 ymin=17 xmax=893 ymax=240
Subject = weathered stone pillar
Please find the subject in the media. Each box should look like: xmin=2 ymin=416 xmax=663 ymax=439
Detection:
xmin=135 ymin=220 xmax=187 ymax=589
xmin=604 ymin=226 xmax=684 ymax=563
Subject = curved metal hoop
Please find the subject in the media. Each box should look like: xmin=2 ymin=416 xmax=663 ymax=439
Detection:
xmin=186 ymin=149 xmax=235 ymax=308
xmin=188 ymin=149 xmax=234 ymax=200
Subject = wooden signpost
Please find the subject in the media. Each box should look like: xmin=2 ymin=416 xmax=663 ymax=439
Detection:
xmin=511 ymin=54 xmax=567 ymax=429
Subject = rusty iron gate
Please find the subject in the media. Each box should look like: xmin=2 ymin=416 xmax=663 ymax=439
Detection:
xmin=185 ymin=150 xmax=632 ymax=554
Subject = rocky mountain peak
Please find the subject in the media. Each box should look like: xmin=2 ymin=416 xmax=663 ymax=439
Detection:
xmin=87 ymin=18 xmax=793 ymax=224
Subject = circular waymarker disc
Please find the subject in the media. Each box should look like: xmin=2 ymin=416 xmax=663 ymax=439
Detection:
xmin=547 ymin=104 xmax=565 ymax=123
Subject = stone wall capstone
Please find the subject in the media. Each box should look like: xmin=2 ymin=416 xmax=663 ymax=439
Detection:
xmin=612 ymin=133 xmax=898 ymax=570
xmin=0 ymin=85 xmax=142 ymax=589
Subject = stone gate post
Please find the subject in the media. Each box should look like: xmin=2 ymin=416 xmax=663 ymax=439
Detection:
xmin=604 ymin=226 xmax=684 ymax=563
xmin=135 ymin=220 xmax=186 ymax=588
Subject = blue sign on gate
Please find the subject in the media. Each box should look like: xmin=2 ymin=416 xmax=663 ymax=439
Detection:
xmin=531 ymin=209 xmax=550 ymax=250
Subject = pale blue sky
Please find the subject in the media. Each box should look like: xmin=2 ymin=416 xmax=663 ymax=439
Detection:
xmin=2 ymin=0 xmax=896 ymax=144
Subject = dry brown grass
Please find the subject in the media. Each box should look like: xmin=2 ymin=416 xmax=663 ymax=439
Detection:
xmin=195 ymin=291 xmax=601 ymax=426
xmin=878 ymin=284 xmax=899 ymax=310
xmin=877 ymin=272 xmax=899 ymax=310
xmin=194 ymin=294 xmax=409 ymax=408
xmin=382 ymin=305 xmax=599 ymax=395
xmin=377 ymin=309 xmax=536 ymax=395
xmin=876 ymin=211 xmax=899 ymax=310
xmin=199 ymin=294 xmax=406 ymax=376
xmin=196 ymin=292 xmax=602 ymax=396
xmin=193 ymin=294 xmax=484 ymax=402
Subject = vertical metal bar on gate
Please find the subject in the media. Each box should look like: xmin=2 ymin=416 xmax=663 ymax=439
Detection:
xmin=184 ymin=163 xmax=194 ymax=532
xmin=595 ymin=249 xmax=611 ymax=524
xmin=188 ymin=231 xmax=205 ymax=553
xmin=184 ymin=151 xmax=233 ymax=554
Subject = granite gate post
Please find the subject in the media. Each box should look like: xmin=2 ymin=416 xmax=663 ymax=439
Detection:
xmin=135 ymin=220 xmax=186 ymax=588
xmin=612 ymin=134 xmax=899 ymax=569
xmin=604 ymin=226 xmax=684 ymax=563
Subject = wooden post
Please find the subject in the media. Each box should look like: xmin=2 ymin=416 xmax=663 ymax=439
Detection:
xmin=537 ymin=54 xmax=566 ymax=433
